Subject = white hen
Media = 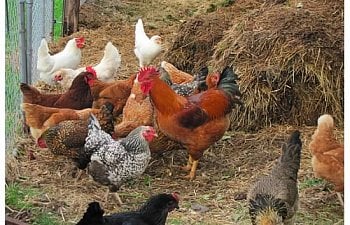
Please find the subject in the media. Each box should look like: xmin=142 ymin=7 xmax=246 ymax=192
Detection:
xmin=54 ymin=42 xmax=121 ymax=88
xmin=134 ymin=19 xmax=162 ymax=67
xmin=37 ymin=37 xmax=85 ymax=84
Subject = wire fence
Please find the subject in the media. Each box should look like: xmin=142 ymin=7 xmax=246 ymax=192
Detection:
xmin=5 ymin=0 xmax=22 ymax=153
xmin=5 ymin=0 xmax=64 ymax=153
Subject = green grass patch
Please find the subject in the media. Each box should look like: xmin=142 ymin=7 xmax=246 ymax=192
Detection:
xmin=33 ymin=213 xmax=62 ymax=225
xmin=6 ymin=183 xmax=38 ymax=209
xmin=299 ymin=177 xmax=325 ymax=190
xmin=6 ymin=183 xmax=65 ymax=225
xmin=53 ymin=0 xmax=64 ymax=41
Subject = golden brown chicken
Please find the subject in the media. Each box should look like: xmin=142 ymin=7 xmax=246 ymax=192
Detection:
xmin=309 ymin=114 xmax=344 ymax=205
xmin=21 ymin=103 xmax=100 ymax=142
xmin=113 ymin=78 xmax=153 ymax=138
xmin=91 ymin=74 xmax=136 ymax=117
xmin=160 ymin=61 xmax=194 ymax=84
xmin=38 ymin=103 xmax=114 ymax=170
xmin=248 ymin=130 xmax=302 ymax=225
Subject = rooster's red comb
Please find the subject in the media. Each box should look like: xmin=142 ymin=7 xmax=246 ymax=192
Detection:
xmin=86 ymin=66 xmax=97 ymax=78
xmin=172 ymin=192 xmax=180 ymax=202
xmin=75 ymin=37 xmax=85 ymax=43
xmin=137 ymin=66 xmax=158 ymax=82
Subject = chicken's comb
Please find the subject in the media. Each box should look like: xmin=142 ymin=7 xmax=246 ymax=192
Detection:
xmin=137 ymin=66 xmax=158 ymax=81
xmin=172 ymin=192 xmax=180 ymax=202
xmin=86 ymin=66 xmax=97 ymax=78
xmin=75 ymin=37 xmax=85 ymax=43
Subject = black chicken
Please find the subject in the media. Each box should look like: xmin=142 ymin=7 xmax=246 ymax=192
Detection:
xmin=77 ymin=193 xmax=180 ymax=225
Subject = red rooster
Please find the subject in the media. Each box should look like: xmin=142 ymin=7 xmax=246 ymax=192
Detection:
xmin=137 ymin=66 xmax=242 ymax=180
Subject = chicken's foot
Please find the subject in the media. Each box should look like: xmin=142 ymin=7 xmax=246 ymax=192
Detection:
xmin=104 ymin=189 xmax=123 ymax=206
xmin=74 ymin=169 xmax=85 ymax=184
xmin=181 ymin=155 xmax=193 ymax=171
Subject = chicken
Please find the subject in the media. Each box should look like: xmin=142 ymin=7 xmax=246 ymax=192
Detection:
xmin=159 ymin=66 xmax=210 ymax=96
xmin=77 ymin=193 xmax=179 ymax=225
xmin=137 ymin=66 xmax=242 ymax=180
xmin=160 ymin=61 xmax=194 ymax=84
xmin=114 ymin=77 xmax=153 ymax=138
xmin=247 ymin=131 xmax=302 ymax=225
xmin=85 ymin=114 xmax=157 ymax=205
xmin=309 ymin=114 xmax=344 ymax=205
xmin=21 ymin=103 xmax=100 ymax=142
xmin=54 ymin=42 xmax=121 ymax=88
xmin=37 ymin=37 xmax=85 ymax=84
xmin=91 ymin=74 xmax=136 ymax=117
xmin=134 ymin=19 xmax=162 ymax=67
xmin=20 ymin=70 xmax=96 ymax=109
xmin=113 ymin=66 xmax=209 ymax=138
xmin=37 ymin=103 xmax=114 ymax=170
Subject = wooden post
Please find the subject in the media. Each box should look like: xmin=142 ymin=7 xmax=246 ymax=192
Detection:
xmin=63 ymin=0 xmax=80 ymax=36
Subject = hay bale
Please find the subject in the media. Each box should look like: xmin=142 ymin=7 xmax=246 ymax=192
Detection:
xmin=211 ymin=1 xmax=343 ymax=131
xmin=163 ymin=5 xmax=237 ymax=74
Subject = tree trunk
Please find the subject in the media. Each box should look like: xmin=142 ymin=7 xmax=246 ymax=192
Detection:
xmin=63 ymin=0 xmax=80 ymax=36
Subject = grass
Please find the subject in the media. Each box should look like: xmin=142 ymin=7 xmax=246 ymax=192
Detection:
xmin=6 ymin=183 xmax=64 ymax=225
xmin=53 ymin=0 xmax=64 ymax=41
xmin=299 ymin=177 xmax=325 ymax=190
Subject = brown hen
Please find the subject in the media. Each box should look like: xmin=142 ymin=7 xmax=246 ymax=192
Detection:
xmin=38 ymin=103 xmax=114 ymax=170
xmin=309 ymin=114 xmax=344 ymax=205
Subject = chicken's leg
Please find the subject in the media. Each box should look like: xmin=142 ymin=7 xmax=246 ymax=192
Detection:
xmin=336 ymin=192 xmax=344 ymax=206
xmin=184 ymin=159 xmax=198 ymax=181
xmin=181 ymin=155 xmax=193 ymax=171
xmin=112 ymin=192 xmax=123 ymax=206
xmin=74 ymin=169 xmax=85 ymax=183
xmin=104 ymin=189 xmax=123 ymax=206
xmin=104 ymin=189 xmax=110 ymax=202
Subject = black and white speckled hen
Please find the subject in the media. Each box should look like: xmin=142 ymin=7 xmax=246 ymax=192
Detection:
xmin=84 ymin=114 xmax=157 ymax=205
xmin=77 ymin=192 xmax=179 ymax=225
xmin=247 ymin=130 xmax=302 ymax=225
xmin=38 ymin=102 xmax=114 ymax=171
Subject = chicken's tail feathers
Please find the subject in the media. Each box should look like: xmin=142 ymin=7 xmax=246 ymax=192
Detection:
xmin=317 ymin=114 xmax=334 ymax=131
xmin=218 ymin=66 xmax=243 ymax=106
xmin=76 ymin=201 xmax=104 ymax=225
xmin=280 ymin=130 xmax=302 ymax=169
xmin=159 ymin=66 xmax=173 ymax=86
xmin=102 ymin=42 xmax=122 ymax=65
xmin=196 ymin=66 xmax=209 ymax=92
xmin=88 ymin=113 xmax=101 ymax=131
xmin=287 ymin=130 xmax=302 ymax=147
xmin=20 ymin=83 xmax=40 ymax=99
xmin=135 ymin=18 xmax=148 ymax=46
xmin=38 ymin=38 xmax=49 ymax=57
xmin=249 ymin=194 xmax=287 ymax=225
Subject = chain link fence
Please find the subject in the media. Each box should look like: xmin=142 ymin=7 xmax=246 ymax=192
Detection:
xmin=5 ymin=0 xmax=22 ymax=153
xmin=5 ymin=0 xmax=63 ymax=152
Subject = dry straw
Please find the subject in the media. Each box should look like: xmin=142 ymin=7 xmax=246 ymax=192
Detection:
xmin=211 ymin=0 xmax=343 ymax=130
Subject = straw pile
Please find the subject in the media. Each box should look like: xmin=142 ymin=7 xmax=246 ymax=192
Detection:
xmin=163 ymin=5 xmax=235 ymax=73
xmin=211 ymin=0 xmax=343 ymax=130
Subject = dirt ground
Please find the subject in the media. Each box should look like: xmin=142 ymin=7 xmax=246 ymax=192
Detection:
xmin=6 ymin=0 xmax=344 ymax=224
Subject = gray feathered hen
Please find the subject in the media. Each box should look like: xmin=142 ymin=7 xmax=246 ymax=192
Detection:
xmin=84 ymin=114 xmax=157 ymax=205
xmin=247 ymin=130 xmax=302 ymax=225
xmin=159 ymin=66 xmax=209 ymax=96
